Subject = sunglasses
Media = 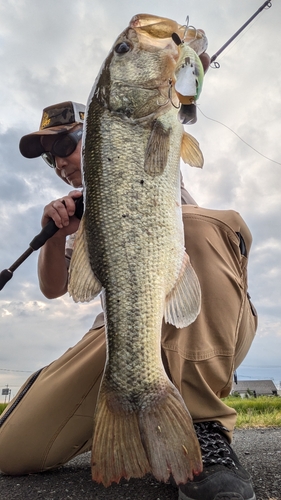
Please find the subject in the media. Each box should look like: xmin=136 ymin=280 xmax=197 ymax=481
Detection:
xmin=41 ymin=128 xmax=83 ymax=168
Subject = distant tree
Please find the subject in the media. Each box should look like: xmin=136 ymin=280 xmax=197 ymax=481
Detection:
xmin=231 ymin=391 xmax=242 ymax=398
xmin=245 ymin=388 xmax=256 ymax=398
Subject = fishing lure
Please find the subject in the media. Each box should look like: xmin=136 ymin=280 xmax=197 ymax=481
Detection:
xmin=172 ymin=26 xmax=205 ymax=124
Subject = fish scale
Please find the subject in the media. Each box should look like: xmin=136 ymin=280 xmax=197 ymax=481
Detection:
xmin=85 ymin=119 xmax=178 ymax=361
xmin=69 ymin=13 xmax=206 ymax=488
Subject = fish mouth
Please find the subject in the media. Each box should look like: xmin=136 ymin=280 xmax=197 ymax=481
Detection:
xmin=108 ymin=82 xmax=173 ymax=119
xmin=130 ymin=13 xmax=207 ymax=55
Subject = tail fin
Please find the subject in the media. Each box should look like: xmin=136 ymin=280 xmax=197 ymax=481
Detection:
xmin=91 ymin=386 xmax=151 ymax=486
xmin=139 ymin=382 xmax=202 ymax=484
xmin=91 ymin=381 xmax=202 ymax=486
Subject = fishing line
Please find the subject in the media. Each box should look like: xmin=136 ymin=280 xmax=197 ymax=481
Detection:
xmin=197 ymin=107 xmax=281 ymax=166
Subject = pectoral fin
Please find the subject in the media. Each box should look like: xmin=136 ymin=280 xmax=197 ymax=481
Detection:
xmin=181 ymin=130 xmax=204 ymax=168
xmin=144 ymin=120 xmax=171 ymax=176
xmin=164 ymin=252 xmax=201 ymax=328
xmin=68 ymin=216 xmax=102 ymax=302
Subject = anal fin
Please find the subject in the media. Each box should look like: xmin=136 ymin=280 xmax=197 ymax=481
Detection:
xmin=165 ymin=252 xmax=201 ymax=328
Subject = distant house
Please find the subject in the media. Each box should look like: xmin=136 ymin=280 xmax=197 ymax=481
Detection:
xmin=231 ymin=380 xmax=278 ymax=397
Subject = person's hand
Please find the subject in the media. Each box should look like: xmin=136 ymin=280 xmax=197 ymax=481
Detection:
xmin=41 ymin=190 xmax=82 ymax=236
xmin=199 ymin=52 xmax=211 ymax=74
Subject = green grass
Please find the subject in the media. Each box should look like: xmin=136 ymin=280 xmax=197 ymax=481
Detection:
xmin=1 ymin=397 xmax=281 ymax=428
xmin=223 ymin=396 xmax=281 ymax=428
xmin=0 ymin=403 xmax=7 ymax=415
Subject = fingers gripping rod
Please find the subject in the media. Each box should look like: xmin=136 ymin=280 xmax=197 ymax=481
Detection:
xmin=0 ymin=195 xmax=84 ymax=291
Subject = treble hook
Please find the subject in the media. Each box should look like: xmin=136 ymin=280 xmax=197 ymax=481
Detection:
xmin=168 ymin=79 xmax=180 ymax=109
xmin=156 ymin=79 xmax=180 ymax=109
xmin=183 ymin=15 xmax=189 ymax=40
xmin=182 ymin=14 xmax=198 ymax=44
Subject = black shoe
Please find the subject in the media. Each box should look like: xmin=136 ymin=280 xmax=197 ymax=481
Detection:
xmin=178 ymin=421 xmax=256 ymax=500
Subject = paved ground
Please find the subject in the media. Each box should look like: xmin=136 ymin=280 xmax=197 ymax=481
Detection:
xmin=0 ymin=428 xmax=280 ymax=500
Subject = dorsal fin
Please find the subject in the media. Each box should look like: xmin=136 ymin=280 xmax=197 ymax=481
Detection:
xmin=68 ymin=217 xmax=102 ymax=302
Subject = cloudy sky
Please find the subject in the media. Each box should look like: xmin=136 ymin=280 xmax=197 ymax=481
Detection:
xmin=0 ymin=0 xmax=280 ymax=399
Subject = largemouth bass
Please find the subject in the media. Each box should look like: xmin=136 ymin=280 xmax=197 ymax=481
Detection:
xmin=69 ymin=13 xmax=206 ymax=487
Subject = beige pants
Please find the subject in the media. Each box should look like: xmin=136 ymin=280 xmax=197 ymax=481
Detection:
xmin=0 ymin=206 xmax=257 ymax=475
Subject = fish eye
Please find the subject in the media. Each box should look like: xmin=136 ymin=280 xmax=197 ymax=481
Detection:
xmin=115 ymin=41 xmax=131 ymax=54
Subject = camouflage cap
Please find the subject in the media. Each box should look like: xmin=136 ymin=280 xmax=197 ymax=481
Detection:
xmin=19 ymin=101 xmax=85 ymax=159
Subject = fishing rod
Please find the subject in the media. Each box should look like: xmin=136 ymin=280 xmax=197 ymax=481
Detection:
xmin=0 ymin=195 xmax=84 ymax=291
xmin=210 ymin=0 xmax=272 ymax=67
